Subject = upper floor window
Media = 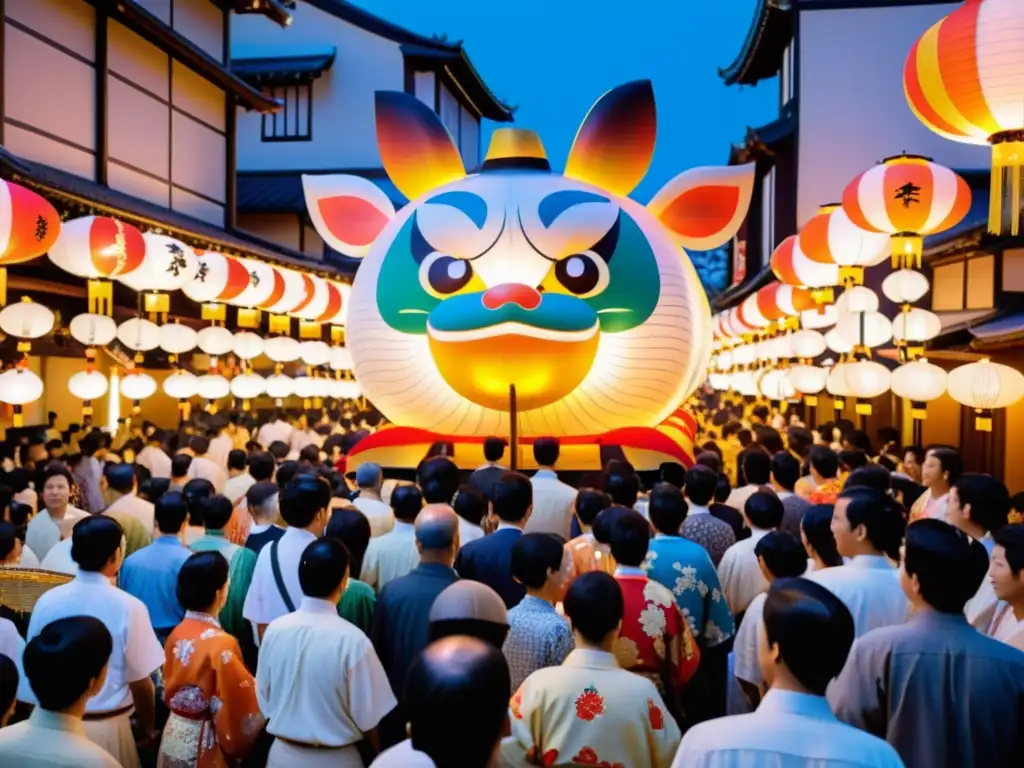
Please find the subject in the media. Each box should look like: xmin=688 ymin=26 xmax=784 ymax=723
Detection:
xmin=262 ymin=84 xmax=312 ymax=142
xmin=932 ymin=254 xmax=995 ymax=312
xmin=760 ymin=166 xmax=776 ymax=266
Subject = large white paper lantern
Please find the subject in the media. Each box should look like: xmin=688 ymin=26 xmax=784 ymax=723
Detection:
xmin=158 ymin=323 xmax=198 ymax=355
xmin=334 ymin=378 xmax=362 ymax=400
xmin=183 ymin=251 xmax=250 ymax=304
xmin=230 ymin=372 xmax=266 ymax=400
xmin=293 ymin=376 xmax=320 ymax=400
xmin=892 ymin=308 xmax=942 ymax=344
xmin=947 ymin=359 xmax=1024 ymax=431
xmin=0 ymin=299 xmax=54 ymax=339
xmin=233 ymin=331 xmax=265 ymax=360
xmin=826 ymin=364 xmax=855 ymax=398
xmin=882 ymin=269 xmax=930 ymax=304
xmin=121 ymin=372 xmax=157 ymax=401
xmin=264 ymin=336 xmax=301 ymax=363
xmin=836 ymin=286 xmax=880 ymax=314
xmin=263 ymin=268 xmax=308 ymax=315
xmin=294 ymin=275 xmax=332 ymax=321
xmin=299 ymin=341 xmax=331 ymax=367
xmin=68 ymin=370 xmax=109 ymax=401
xmin=0 ymin=368 xmax=43 ymax=404
xmin=117 ymin=318 xmax=161 ymax=352
xmin=69 ymin=314 xmax=117 ymax=347
xmin=791 ymin=330 xmax=827 ymax=359
xmin=891 ymin=359 xmax=947 ymax=419
xmin=708 ymin=372 xmax=731 ymax=391
xmin=163 ymin=370 xmax=199 ymax=400
xmin=788 ymin=364 xmax=828 ymax=395
xmin=843 ymin=360 xmax=891 ymax=398
xmin=230 ymin=258 xmax=277 ymax=308
xmin=121 ymin=233 xmax=197 ymax=292
xmin=731 ymin=370 xmax=760 ymax=397
xmin=835 ymin=311 xmax=892 ymax=348
xmin=826 ymin=328 xmax=854 ymax=354
xmin=329 ymin=346 xmax=353 ymax=372
xmin=197 ymin=326 xmax=234 ymax=356
xmin=800 ymin=304 xmax=838 ymax=330
xmin=265 ymin=373 xmax=294 ymax=400
xmin=759 ymin=368 xmax=796 ymax=401
xmin=197 ymin=374 xmax=230 ymax=401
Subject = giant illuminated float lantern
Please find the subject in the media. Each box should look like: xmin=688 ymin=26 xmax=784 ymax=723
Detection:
xmin=303 ymin=81 xmax=754 ymax=470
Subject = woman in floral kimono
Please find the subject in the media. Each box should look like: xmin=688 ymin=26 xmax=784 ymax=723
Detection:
xmin=159 ymin=552 xmax=264 ymax=768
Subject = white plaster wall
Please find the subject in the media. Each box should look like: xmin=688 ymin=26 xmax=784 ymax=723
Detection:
xmin=108 ymin=20 xmax=169 ymax=98
xmin=173 ymin=0 xmax=224 ymax=63
xmin=415 ymin=71 xmax=435 ymax=109
xmin=233 ymin=1 xmax=405 ymax=171
xmin=108 ymin=76 xmax=170 ymax=178
xmin=797 ymin=3 xmax=990 ymax=227
xmin=5 ymin=0 xmax=95 ymax=61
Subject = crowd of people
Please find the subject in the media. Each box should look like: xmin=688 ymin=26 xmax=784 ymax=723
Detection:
xmin=0 ymin=402 xmax=1023 ymax=767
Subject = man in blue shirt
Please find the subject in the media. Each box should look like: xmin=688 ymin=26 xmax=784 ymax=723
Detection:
xmin=119 ymin=491 xmax=191 ymax=644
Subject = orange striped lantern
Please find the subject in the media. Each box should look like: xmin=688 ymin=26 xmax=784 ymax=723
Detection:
xmin=904 ymin=0 xmax=1024 ymax=235
xmin=770 ymin=235 xmax=839 ymax=304
xmin=797 ymin=203 xmax=889 ymax=286
xmin=0 ymin=180 xmax=61 ymax=306
xmin=842 ymin=155 xmax=971 ymax=270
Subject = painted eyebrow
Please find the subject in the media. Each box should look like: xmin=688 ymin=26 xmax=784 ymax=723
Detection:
xmin=423 ymin=190 xmax=489 ymax=229
xmin=538 ymin=190 xmax=611 ymax=228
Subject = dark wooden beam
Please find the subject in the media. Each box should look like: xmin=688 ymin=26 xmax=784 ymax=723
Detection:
xmin=0 ymin=0 xmax=6 ymax=146
xmin=95 ymin=8 xmax=109 ymax=185
xmin=223 ymin=7 xmax=237 ymax=230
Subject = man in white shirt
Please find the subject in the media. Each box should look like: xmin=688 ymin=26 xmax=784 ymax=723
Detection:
xmin=205 ymin=415 xmax=233 ymax=469
xmin=101 ymin=463 xmax=154 ymax=534
xmin=0 ymin=616 xmax=121 ymax=768
xmin=361 ymin=484 xmax=421 ymax=593
xmin=725 ymin=448 xmax=771 ymax=513
xmin=673 ymin=578 xmax=903 ymax=767
xmin=807 ymin=486 xmax=909 ymax=638
xmin=718 ymin=491 xmax=783 ymax=618
xmin=21 ymin=516 xmax=163 ymax=767
xmin=256 ymin=410 xmax=293 ymax=450
xmin=185 ymin=436 xmax=227 ymax=493
xmin=222 ymin=449 xmax=256 ymax=506
xmin=257 ymin=537 xmax=396 ymax=767
xmin=25 ymin=466 xmax=88 ymax=561
xmin=244 ymin=474 xmax=332 ymax=637
xmin=353 ymin=463 xmax=395 ymax=538
xmin=526 ymin=438 xmax=576 ymax=539
xmin=135 ymin=429 xmax=171 ymax=480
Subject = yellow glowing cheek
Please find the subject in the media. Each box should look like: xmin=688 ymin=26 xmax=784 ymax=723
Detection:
xmin=421 ymin=271 xmax=486 ymax=301
xmin=539 ymin=267 xmax=570 ymax=296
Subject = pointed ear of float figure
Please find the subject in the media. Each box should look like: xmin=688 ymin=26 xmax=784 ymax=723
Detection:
xmin=303 ymin=174 xmax=396 ymax=259
xmin=647 ymin=163 xmax=756 ymax=251
xmin=564 ymin=80 xmax=657 ymax=198
xmin=375 ymin=90 xmax=466 ymax=202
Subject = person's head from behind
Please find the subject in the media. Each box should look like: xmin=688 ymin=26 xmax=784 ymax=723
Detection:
xmin=0 ymin=653 xmax=17 ymax=725
xmin=405 ymin=636 xmax=511 ymax=768
xmin=694 ymin=451 xmax=722 ymax=477
xmin=246 ymin=481 xmax=279 ymax=525
xmin=512 ymin=533 xmax=569 ymax=602
xmin=299 ymin=538 xmax=350 ymax=602
xmin=844 ymin=464 xmax=891 ymax=493
xmin=801 ymin=505 xmax=843 ymax=568
xmin=788 ymin=427 xmax=814 ymax=459
xmin=658 ymin=461 xmax=687 ymax=490
xmin=949 ymin=473 xmax=1011 ymax=536
xmin=532 ymin=437 xmax=560 ymax=469
xmin=429 ymin=581 xmax=509 ymax=648
xmin=24 ymin=616 xmax=113 ymax=714
xmin=280 ymin=474 xmax=331 ymax=533
xmin=102 ymin=461 xmax=135 ymax=498
xmin=902 ymin=519 xmax=989 ymax=613
xmin=603 ymin=463 xmax=639 ymax=508
xmin=355 ymin=462 xmax=383 ymax=494
xmin=416 ymin=505 xmax=461 ymax=565
xmin=71 ymin=515 xmax=123 ymax=575
xmin=182 ymin=477 xmax=214 ymax=527
xmin=275 ymin=460 xmax=301 ymax=489
xmin=608 ymin=509 xmax=650 ymax=568
xmin=453 ymin=485 xmax=488 ymax=526
xmin=247 ymin=451 xmax=274 ymax=483
xmin=483 ymin=437 xmax=507 ymax=465
xmin=760 ymin=578 xmax=855 ymax=696
xmin=745 ymin=490 xmax=784 ymax=532
xmin=298 ymin=444 xmax=321 ymax=465
xmin=755 ymin=531 xmax=808 ymax=582
xmin=139 ymin=476 xmax=170 ymax=504
xmin=752 ymin=404 xmax=770 ymax=424
xmin=809 ymin=446 xmax=839 ymax=482
xmin=171 ymin=453 xmax=193 ymax=481
xmin=991 ymin=524 xmax=1024 ymax=606
xmin=742 ymin=447 xmax=771 ymax=486
xmin=325 ymin=507 xmax=371 ymax=578
xmin=491 ymin=472 xmax=533 ymax=524
xmin=833 ymin=486 xmax=904 ymax=560
xmin=841 ymin=429 xmax=872 ymax=454
xmin=177 ymin=551 xmax=230 ymax=615
xmin=198 ymin=495 xmax=233 ymax=532
xmin=714 ymin=473 xmax=731 ymax=504
xmin=0 ymin=521 xmax=21 ymax=566
xmin=756 ymin=426 xmax=785 ymax=455
xmin=268 ymin=440 xmax=290 ymax=463
xmin=40 ymin=465 xmax=73 ymax=511
xmin=391 ymin=483 xmax=423 ymax=523
xmin=575 ymin=488 xmax=611 ymax=531
xmin=682 ymin=465 xmax=717 ymax=508
xmin=418 ymin=456 xmax=461 ymax=505
xmin=6 ymin=467 xmax=31 ymax=494
xmin=564 ymin=571 xmax=623 ymax=649
xmin=227 ymin=449 xmax=246 ymax=474
xmin=770 ymin=452 xmax=800 ymax=493
xmin=921 ymin=445 xmax=963 ymax=492
xmin=155 ymin=491 xmax=189 ymax=537
xmin=649 ymin=482 xmax=687 ymax=536
xmin=838 ymin=450 xmax=868 ymax=474
xmin=189 ymin=435 xmax=210 ymax=457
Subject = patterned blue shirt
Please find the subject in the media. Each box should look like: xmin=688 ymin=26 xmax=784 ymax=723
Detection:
xmin=502 ymin=595 xmax=575 ymax=690
xmin=119 ymin=535 xmax=191 ymax=633
xmin=643 ymin=534 xmax=735 ymax=648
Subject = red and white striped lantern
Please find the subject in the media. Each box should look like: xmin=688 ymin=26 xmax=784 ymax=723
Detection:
xmin=0 ymin=179 xmax=61 ymax=305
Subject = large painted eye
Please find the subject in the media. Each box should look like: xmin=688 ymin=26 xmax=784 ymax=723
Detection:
xmin=420 ymin=252 xmax=474 ymax=296
xmin=554 ymin=251 xmax=609 ymax=297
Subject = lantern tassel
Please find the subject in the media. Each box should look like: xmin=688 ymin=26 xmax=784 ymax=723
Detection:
xmin=0 ymin=268 xmax=7 ymax=307
xmin=991 ymin=132 xmax=1024 ymax=236
xmin=12 ymin=405 xmax=22 ymax=428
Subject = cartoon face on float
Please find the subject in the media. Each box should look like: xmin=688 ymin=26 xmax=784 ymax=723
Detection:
xmin=304 ymin=81 xmax=754 ymax=440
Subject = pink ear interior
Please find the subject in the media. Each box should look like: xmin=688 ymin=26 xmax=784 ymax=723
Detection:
xmin=317 ymin=195 xmax=391 ymax=247
xmin=659 ymin=185 xmax=741 ymax=240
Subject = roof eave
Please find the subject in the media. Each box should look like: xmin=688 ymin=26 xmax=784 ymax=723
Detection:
xmin=719 ymin=0 xmax=794 ymax=87
xmin=399 ymin=44 xmax=513 ymax=122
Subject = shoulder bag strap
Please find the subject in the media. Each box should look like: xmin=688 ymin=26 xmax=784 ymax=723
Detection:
xmin=269 ymin=539 xmax=296 ymax=613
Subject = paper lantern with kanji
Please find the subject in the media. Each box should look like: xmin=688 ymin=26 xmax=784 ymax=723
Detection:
xmin=0 ymin=180 xmax=61 ymax=305
xmin=183 ymin=251 xmax=251 ymax=323
xmin=904 ymin=0 xmax=1024 ymax=235
xmin=797 ymin=203 xmax=889 ymax=286
xmin=49 ymin=216 xmax=146 ymax=315
xmin=120 ymin=233 xmax=197 ymax=321
xmin=841 ymin=155 xmax=971 ymax=269
xmin=770 ymin=235 xmax=839 ymax=303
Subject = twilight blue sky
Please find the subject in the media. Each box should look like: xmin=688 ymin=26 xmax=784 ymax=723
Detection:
xmin=354 ymin=0 xmax=780 ymax=202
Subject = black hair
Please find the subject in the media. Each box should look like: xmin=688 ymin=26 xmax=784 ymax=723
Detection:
xmin=453 ymin=485 xmax=487 ymax=526
xmin=809 ymin=446 xmax=839 ymax=479
xmin=177 ymin=551 xmax=229 ymax=612
xmin=592 ymin=505 xmax=631 ymax=545
xmin=843 ymin=429 xmax=873 ymax=454
xmin=845 ymin=464 xmax=891 ymax=492
xmin=801 ymin=505 xmax=843 ymax=567
xmin=155 ymin=491 xmax=189 ymax=535
xmin=701 ymin=441 xmax=724 ymax=460
xmin=0 ymin=521 xmax=17 ymax=561
xmin=325 ymin=507 xmax=371 ymax=578
xmin=280 ymin=474 xmax=330 ymax=528
xmin=770 ymin=452 xmax=800 ymax=492
xmin=755 ymin=531 xmax=808 ymax=578
xmin=904 ymin=519 xmax=989 ymax=613
xmin=657 ymin=462 xmax=687 ymax=490
xmin=246 ymin=481 xmax=278 ymax=511
xmin=418 ymin=457 xmax=461 ymax=505
xmin=603 ymin=462 xmax=640 ymax=508
xmin=511 ymin=533 xmax=566 ymax=590
xmin=492 ymin=472 xmax=533 ymax=523
xmin=745 ymin=490 xmax=784 ymax=530
xmin=741 ymin=447 xmax=772 ymax=485
xmin=189 ymin=435 xmax=210 ymax=456
xmin=0 ymin=652 xmax=17 ymax=716
xmin=392 ymin=484 xmax=424 ymax=522
xmin=926 ymin=446 xmax=964 ymax=485
xmin=40 ymin=464 xmax=74 ymax=493
xmin=564 ymin=572 xmax=624 ymax=645
xmin=182 ymin=478 xmax=214 ymax=527
xmin=23 ymin=616 xmax=113 ymax=711
xmin=904 ymin=445 xmax=925 ymax=464
xmin=227 ymin=449 xmax=247 ymax=472
xmin=247 ymin=451 xmax=275 ymax=482
xmin=533 ymin=437 xmax=560 ymax=467
xmin=609 ymin=509 xmax=650 ymax=567
xmin=722 ymin=421 xmax=742 ymax=439
xmin=77 ymin=432 xmax=101 ymax=457
xmin=890 ymin=474 xmax=926 ymax=510
xmin=838 ymin=486 xmax=905 ymax=560
xmin=71 ymin=515 xmax=123 ymax=571
xmin=575 ymin=488 xmax=612 ymax=528
xmin=299 ymin=444 xmax=322 ymax=464
xmin=993 ymin=524 xmax=1024 ymax=575
xmin=5 ymin=468 xmax=30 ymax=493
xmin=752 ymin=404 xmax=770 ymax=422
xmin=694 ymin=451 xmax=723 ymax=476
xmin=684 ymin=465 xmax=718 ymax=507
xmin=268 ymin=441 xmax=290 ymax=461
xmin=788 ymin=427 xmax=814 ymax=459
xmin=483 ymin=437 xmax=506 ymax=463
xmin=132 ymin=462 xmax=151 ymax=487
xmin=299 ymin=538 xmax=349 ymax=598
xmin=838 ymin=450 xmax=868 ymax=473
xmin=171 ymin=453 xmax=193 ymax=478
xmin=103 ymin=462 xmax=135 ymax=494
xmin=275 ymin=460 xmax=300 ymax=488
xmin=199 ymin=495 xmax=234 ymax=531
xmin=756 ymin=427 xmax=785 ymax=455
xmin=714 ymin=473 xmax=732 ymax=503
xmin=7 ymin=501 xmax=31 ymax=529
xmin=954 ymin=473 xmax=1011 ymax=533
xmin=649 ymin=482 xmax=687 ymax=535
xmin=763 ymin=578 xmax=855 ymax=695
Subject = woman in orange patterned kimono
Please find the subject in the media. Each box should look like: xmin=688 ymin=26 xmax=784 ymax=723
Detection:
xmin=158 ymin=552 xmax=264 ymax=768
